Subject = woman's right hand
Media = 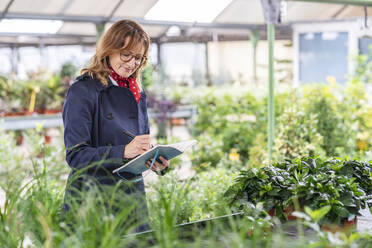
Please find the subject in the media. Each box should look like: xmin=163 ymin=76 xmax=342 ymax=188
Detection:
xmin=123 ymin=134 xmax=151 ymax=158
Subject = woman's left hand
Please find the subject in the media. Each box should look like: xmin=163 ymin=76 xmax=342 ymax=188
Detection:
xmin=146 ymin=156 xmax=169 ymax=172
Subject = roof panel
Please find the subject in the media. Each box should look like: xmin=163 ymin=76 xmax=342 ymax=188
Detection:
xmin=141 ymin=24 xmax=168 ymax=38
xmin=188 ymin=27 xmax=251 ymax=36
xmin=285 ymin=2 xmax=344 ymax=22
xmin=1 ymin=0 xmax=370 ymax=47
xmin=58 ymin=22 xmax=97 ymax=36
xmin=104 ymin=22 xmax=168 ymax=38
xmin=0 ymin=0 xmax=9 ymax=12
xmin=8 ymin=0 xmax=69 ymax=15
xmin=215 ymin=0 xmax=367 ymax=24
xmin=214 ymin=0 xmax=264 ymax=24
xmin=336 ymin=6 xmax=372 ymax=19
xmin=64 ymin=0 xmax=120 ymax=17
xmin=113 ymin=0 xmax=158 ymax=18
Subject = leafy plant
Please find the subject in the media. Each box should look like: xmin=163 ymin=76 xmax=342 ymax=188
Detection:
xmin=303 ymin=84 xmax=356 ymax=157
xmin=191 ymin=76 xmax=372 ymax=170
xmin=191 ymin=135 xmax=224 ymax=172
xmin=352 ymin=45 xmax=372 ymax=85
xmin=26 ymin=70 xmax=65 ymax=112
xmin=341 ymin=81 xmax=372 ymax=154
xmin=146 ymin=91 xmax=179 ymax=139
xmin=273 ymin=93 xmax=325 ymax=160
xmin=192 ymin=91 xmax=266 ymax=170
xmin=147 ymin=171 xmax=194 ymax=225
xmin=0 ymin=70 xmax=66 ymax=114
xmin=225 ymin=157 xmax=372 ymax=226
xmin=187 ymin=167 xmax=238 ymax=221
xmin=60 ymin=61 xmax=77 ymax=80
xmin=141 ymin=62 xmax=154 ymax=90
xmin=2 ymin=127 xmax=372 ymax=247
xmin=0 ymin=76 xmax=27 ymax=113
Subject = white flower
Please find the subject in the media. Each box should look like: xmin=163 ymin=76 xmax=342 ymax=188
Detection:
xmin=22 ymin=235 xmax=33 ymax=248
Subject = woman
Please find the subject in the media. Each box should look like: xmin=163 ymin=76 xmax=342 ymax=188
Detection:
xmin=62 ymin=20 xmax=169 ymax=232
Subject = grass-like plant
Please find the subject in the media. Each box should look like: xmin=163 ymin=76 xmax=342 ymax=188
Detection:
xmin=2 ymin=127 xmax=372 ymax=247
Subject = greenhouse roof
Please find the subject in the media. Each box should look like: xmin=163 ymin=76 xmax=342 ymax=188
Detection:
xmin=0 ymin=0 xmax=371 ymax=46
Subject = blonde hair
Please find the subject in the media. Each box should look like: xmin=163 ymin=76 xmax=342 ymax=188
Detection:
xmin=81 ymin=20 xmax=150 ymax=87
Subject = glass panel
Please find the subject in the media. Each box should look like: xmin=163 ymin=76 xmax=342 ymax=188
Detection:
xmin=161 ymin=42 xmax=206 ymax=86
xmin=299 ymin=32 xmax=348 ymax=84
xmin=359 ymin=37 xmax=372 ymax=60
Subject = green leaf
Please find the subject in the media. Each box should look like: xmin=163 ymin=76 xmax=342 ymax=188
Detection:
xmin=291 ymin=211 xmax=311 ymax=221
xmin=340 ymin=193 xmax=353 ymax=206
xmin=304 ymin=205 xmax=331 ymax=223
xmin=304 ymin=222 xmax=320 ymax=233
xmin=348 ymin=232 xmax=361 ymax=243
xmin=333 ymin=206 xmax=349 ymax=218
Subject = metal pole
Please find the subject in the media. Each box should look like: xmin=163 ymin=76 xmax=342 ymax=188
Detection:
xmin=156 ymin=41 xmax=162 ymax=70
xmin=10 ymin=46 xmax=18 ymax=74
xmin=205 ymin=42 xmax=211 ymax=85
xmin=261 ymin=0 xmax=281 ymax=161
xmin=248 ymin=30 xmax=261 ymax=85
xmin=95 ymin=22 xmax=106 ymax=41
xmin=268 ymin=23 xmax=275 ymax=160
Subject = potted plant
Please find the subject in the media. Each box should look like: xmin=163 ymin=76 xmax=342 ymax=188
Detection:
xmin=225 ymin=157 xmax=372 ymax=229
xmin=0 ymin=76 xmax=28 ymax=116
xmin=60 ymin=61 xmax=77 ymax=86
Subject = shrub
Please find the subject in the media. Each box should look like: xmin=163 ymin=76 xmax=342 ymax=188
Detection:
xmin=225 ymin=157 xmax=372 ymax=225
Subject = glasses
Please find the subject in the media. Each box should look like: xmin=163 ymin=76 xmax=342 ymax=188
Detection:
xmin=119 ymin=51 xmax=146 ymax=65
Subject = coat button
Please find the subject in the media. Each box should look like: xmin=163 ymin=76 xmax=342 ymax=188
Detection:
xmin=106 ymin=113 xmax=114 ymax=120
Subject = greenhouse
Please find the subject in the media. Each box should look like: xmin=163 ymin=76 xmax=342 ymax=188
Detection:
xmin=1 ymin=0 xmax=372 ymax=247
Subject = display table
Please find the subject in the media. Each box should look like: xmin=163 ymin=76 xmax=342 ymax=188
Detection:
xmin=0 ymin=105 xmax=197 ymax=131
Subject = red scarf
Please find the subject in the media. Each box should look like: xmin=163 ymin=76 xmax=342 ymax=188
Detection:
xmin=109 ymin=66 xmax=141 ymax=103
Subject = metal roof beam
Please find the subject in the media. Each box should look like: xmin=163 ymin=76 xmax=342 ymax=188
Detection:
xmin=0 ymin=41 xmax=95 ymax=47
xmin=0 ymin=32 xmax=95 ymax=38
xmin=0 ymin=31 xmax=291 ymax=41
xmin=3 ymin=12 xmax=107 ymax=22
xmin=154 ymin=33 xmax=291 ymax=43
xmin=331 ymin=4 xmax=349 ymax=18
xmin=1 ymin=12 xmax=291 ymax=30
xmin=58 ymin=0 xmax=75 ymax=14
xmin=287 ymin=17 xmax=368 ymax=24
xmin=0 ymin=0 xmax=15 ymax=21
xmin=288 ymin=0 xmax=372 ymax=6
xmin=107 ymin=0 xmax=125 ymax=21
xmin=0 ymin=29 xmax=292 ymax=48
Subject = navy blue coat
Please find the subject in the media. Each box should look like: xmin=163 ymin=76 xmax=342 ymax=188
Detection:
xmin=62 ymin=73 xmax=150 ymax=231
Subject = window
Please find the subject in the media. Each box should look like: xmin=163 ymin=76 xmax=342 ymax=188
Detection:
xmin=359 ymin=37 xmax=372 ymax=59
xmin=299 ymin=32 xmax=348 ymax=84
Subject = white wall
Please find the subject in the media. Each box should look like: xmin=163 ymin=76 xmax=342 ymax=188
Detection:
xmin=207 ymin=40 xmax=293 ymax=85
